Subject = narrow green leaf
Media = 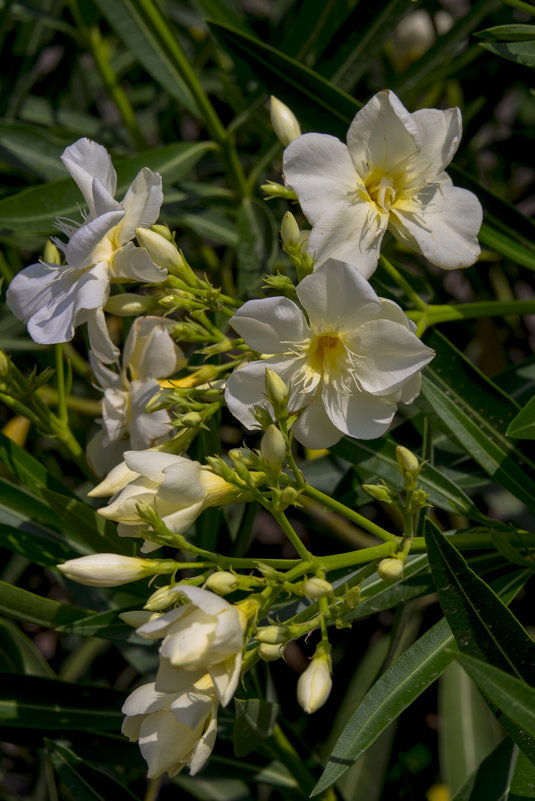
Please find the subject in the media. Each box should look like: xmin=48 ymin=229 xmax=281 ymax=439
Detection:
xmin=0 ymin=142 xmax=215 ymax=235
xmin=92 ymin=0 xmax=197 ymax=114
xmin=313 ymin=570 xmax=528 ymax=796
xmin=237 ymin=198 xmax=277 ymax=295
xmin=480 ymin=40 xmax=535 ymax=68
xmin=0 ymin=521 xmax=76 ymax=566
xmin=0 ymin=673 xmax=126 ymax=730
xmin=439 ymin=661 xmax=502 ymax=794
xmin=506 ymin=395 xmax=535 ymax=440
xmin=450 ymin=738 xmax=516 ymax=801
xmin=479 ymin=222 xmax=535 ymax=272
xmin=0 ymin=431 xmax=77 ymax=498
xmin=455 ymin=653 xmax=535 ymax=740
xmin=0 ymin=121 xmax=69 ymax=179
xmin=510 ymin=748 xmax=535 ymax=798
xmin=233 ymin=698 xmax=279 ymax=757
xmin=46 ymin=740 xmax=142 ymax=801
xmin=0 ymin=618 xmax=56 ymax=677
xmin=476 ymin=24 xmax=535 ymax=41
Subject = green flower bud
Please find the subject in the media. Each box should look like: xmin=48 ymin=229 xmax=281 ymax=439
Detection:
xmin=396 ymin=446 xmax=420 ymax=480
xmin=260 ymin=180 xmax=297 ymax=200
xmin=362 ymin=483 xmax=396 ymax=503
xmin=151 ymin=223 xmax=174 ymax=242
xmin=377 ymin=558 xmax=404 ymax=582
xmin=304 ymin=577 xmax=333 ymax=599
xmin=180 ymin=411 xmax=203 ymax=428
xmin=144 ymin=584 xmax=177 ymax=611
xmin=43 ymin=240 xmax=61 ymax=264
xmin=104 ymin=293 xmax=155 ymax=316
xmin=205 ymin=571 xmax=239 ymax=595
xmin=256 ymin=625 xmax=291 ymax=644
xmin=261 ymin=425 xmax=287 ymax=471
xmin=281 ymin=212 xmax=301 ymax=248
xmin=259 ymin=642 xmax=285 ymax=662
xmin=270 ymin=96 xmax=301 ymax=146
xmin=265 ymin=368 xmax=289 ymax=418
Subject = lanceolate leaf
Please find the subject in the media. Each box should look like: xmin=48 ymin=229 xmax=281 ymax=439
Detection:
xmin=0 ymin=674 xmax=125 ymax=730
xmin=312 ymin=570 xmax=528 ymax=795
xmin=506 ymin=395 xmax=535 ymax=440
xmin=0 ymin=142 xmax=215 ymax=236
xmin=450 ymin=738 xmax=516 ymax=801
xmin=454 ymin=653 xmax=535 ymax=740
xmin=46 ymin=740 xmax=142 ymax=801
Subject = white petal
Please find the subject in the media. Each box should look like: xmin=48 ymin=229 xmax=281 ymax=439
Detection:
xmin=86 ymin=429 xmax=128 ymax=478
xmin=87 ymin=458 xmax=140 ymax=497
xmin=100 ymin=386 xmax=129 ymax=441
xmin=6 ymin=261 xmax=69 ymax=324
xmin=156 ymin=460 xmax=205 ymax=508
xmin=209 ymin=652 xmax=241 ymax=706
xmin=296 ymin=259 xmax=380 ymax=333
xmin=376 ymin=298 xmax=416 ymax=332
xmin=112 ymin=242 xmax=166 ymax=283
xmin=124 ymin=450 xmax=188 ymax=482
xmin=87 ymin=306 xmax=120 ymax=364
xmin=350 ymin=319 xmax=434 ymax=395
xmin=211 ymin=607 xmax=244 ymax=654
xmin=189 ymin=714 xmax=218 ymax=775
xmin=138 ymin=709 xmax=191 ymax=778
xmin=323 ymin=386 xmax=398 ymax=440
xmin=174 ymin=585 xmax=232 ymax=616
xmin=92 ymin=177 xmax=122 ymax=217
xmin=154 ymin=658 xmax=204 ymax=693
xmin=170 ymin=690 xmax=213 ymax=729
xmin=283 ymin=133 xmax=357 ymax=224
xmin=117 ymin=168 xmax=163 ymax=245
xmin=229 ymin=297 xmax=307 ymax=354
xmin=98 ymin=480 xmax=158 ymax=522
xmin=89 ymin=351 xmax=122 ymax=390
xmin=346 ymin=90 xmax=420 ymax=177
xmin=61 ymin=138 xmax=117 ymax=216
xmin=122 ymin=682 xmax=171 ymax=716
xmin=224 ymin=358 xmax=294 ymax=430
xmin=124 ymin=316 xmax=186 ymax=381
xmin=410 ymin=106 xmax=462 ymax=176
xmin=292 ymin=393 xmax=342 ymax=449
xmin=138 ymin=606 xmax=189 ymax=638
xmin=307 ymin=200 xmax=384 ymax=277
xmin=64 ymin=210 xmax=123 ymax=269
xmin=161 ymin=501 xmax=205 ymax=535
xmin=129 ymin=379 xmax=172 ymax=449
xmin=161 ymin=620 xmax=214 ymax=669
xmin=400 ymin=372 xmax=422 ymax=405
xmin=390 ymin=183 xmax=482 ymax=269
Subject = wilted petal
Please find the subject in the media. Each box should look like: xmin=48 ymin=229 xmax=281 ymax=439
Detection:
xmin=283 ymin=133 xmax=357 ymax=223
xmin=229 ymin=297 xmax=307 ymax=354
xmin=390 ymin=183 xmax=482 ymax=269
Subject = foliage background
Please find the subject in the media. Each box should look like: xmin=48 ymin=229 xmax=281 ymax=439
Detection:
xmin=0 ymin=0 xmax=534 ymax=800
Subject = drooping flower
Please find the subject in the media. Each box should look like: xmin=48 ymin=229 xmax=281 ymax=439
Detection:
xmin=136 ymin=585 xmax=245 ymax=706
xmin=89 ymin=449 xmax=240 ymax=552
xmin=225 ymin=259 xmax=434 ymax=448
xmin=87 ymin=316 xmax=186 ymax=475
xmin=6 ymin=138 xmax=166 ymax=362
xmin=283 ymin=89 xmax=482 ymax=277
xmin=122 ymin=673 xmax=218 ymax=778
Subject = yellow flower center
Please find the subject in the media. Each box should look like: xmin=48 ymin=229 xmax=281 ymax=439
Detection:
xmin=308 ymin=333 xmax=346 ymax=375
xmin=364 ymin=173 xmax=397 ymax=213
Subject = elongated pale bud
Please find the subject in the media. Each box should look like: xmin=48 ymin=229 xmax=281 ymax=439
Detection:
xmin=205 ymin=571 xmax=239 ymax=595
xmin=377 ymin=558 xmax=404 ymax=582
xmin=281 ymin=212 xmax=301 ymax=248
xmin=144 ymin=584 xmax=178 ymax=611
xmin=136 ymin=228 xmax=197 ymax=284
xmin=303 ymin=577 xmax=332 ymax=599
xmin=265 ymin=368 xmax=289 ymax=417
xmin=297 ymin=653 xmax=332 ymax=714
xmin=256 ymin=625 xmax=291 ymax=644
xmin=151 ymin=223 xmax=174 ymax=242
xmin=57 ymin=554 xmax=167 ymax=587
xmin=104 ymin=293 xmax=155 ymax=316
xmin=270 ymin=96 xmax=301 ymax=146
xmin=362 ymin=483 xmax=396 ymax=504
xmin=261 ymin=425 xmax=286 ymax=470
xmin=396 ymin=446 xmax=421 ymax=485
xmin=259 ymin=642 xmax=285 ymax=662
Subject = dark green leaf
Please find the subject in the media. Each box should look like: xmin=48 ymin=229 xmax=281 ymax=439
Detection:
xmin=476 ymin=24 xmax=535 ymax=41
xmin=0 ymin=431 xmax=77 ymax=497
xmin=0 ymin=521 xmax=76 ymax=566
xmin=0 ymin=618 xmax=55 ymax=677
xmin=0 ymin=121 xmax=69 ymax=180
xmin=480 ymin=41 xmax=535 ymax=68
xmin=450 ymin=738 xmax=516 ymax=801
xmin=313 ymin=570 xmax=528 ymax=795
xmin=46 ymin=740 xmax=142 ymax=801
xmin=507 ymin=395 xmax=535 ymax=440
xmin=454 ymin=653 xmax=535 ymax=740
xmin=510 ymin=749 xmax=535 ymax=798
xmin=237 ymin=198 xmax=277 ymax=296
xmin=0 ymin=673 xmax=125 ymax=730
xmin=233 ymin=698 xmax=279 ymax=757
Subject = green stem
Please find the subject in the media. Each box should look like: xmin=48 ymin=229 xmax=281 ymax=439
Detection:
xmin=135 ymin=0 xmax=248 ymax=197
xmin=272 ymin=509 xmax=312 ymax=561
xmin=54 ymin=345 xmax=68 ymax=425
xmin=408 ymin=299 xmax=535 ymax=334
xmin=379 ymin=255 xmax=427 ymax=311
xmin=38 ymin=386 xmax=102 ymax=417
xmin=303 ymin=484 xmax=399 ymax=543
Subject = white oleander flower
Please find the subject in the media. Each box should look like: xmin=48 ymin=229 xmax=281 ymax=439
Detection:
xmin=297 ymin=653 xmax=332 ymax=714
xmin=122 ymin=673 xmax=218 ymax=778
xmin=89 ymin=449 xmax=238 ymax=553
xmin=225 ymin=259 xmax=434 ymax=448
xmin=6 ymin=138 xmax=166 ymax=363
xmin=87 ymin=316 xmax=186 ymax=475
xmin=283 ymin=89 xmax=482 ymax=277
xmin=136 ymin=585 xmax=245 ymax=706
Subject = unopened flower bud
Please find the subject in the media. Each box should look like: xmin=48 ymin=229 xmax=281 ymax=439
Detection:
xmin=297 ymin=653 xmax=332 ymax=714
xmin=0 ymin=350 xmax=10 ymax=378
xmin=363 ymin=483 xmax=396 ymax=503
xmin=180 ymin=411 xmax=203 ymax=428
xmin=144 ymin=584 xmax=178 ymax=611
xmin=150 ymin=223 xmax=174 ymax=242
xmin=261 ymin=425 xmax=287 ymax=470
xmin=377 ymin=558 xmax=404 ymax=582
xmin=260 ymin=180 xmax=296 ymax=199
xmin=43 ymin=240 xmax=61 ymax=264
xmin=304 ymin=577 xmax=332 ymax=599
xmin=396 ymin=446 xmax=420 ymax=481
xmin=253 ymin=404 xmax=274 ymax=429
xmin=265 ymin=368 xmax=289 ymax=415
xmin=344 ymin=586 xmax=361 ymax=609
xmin=278 ymin=486 xmax=301 ymax=508
xmin=256 ymin=625 xmax=291 ymax=644
xmin=408 ymin=488 xmax=429 ymax=513
xmin=104 ymin=293 xmax=155 ymax=316
xmin=136 ymin=229 xmax=197 ymax=284
xmin=57 ymin=554 xmax=160 ymax=587
xmin=205 ymin=571 xmax=239 ymax=595
xmin=281 ymin=212 xmax=301 ymax=248
xmin=270 ymin=96 xmax=301 ymax=146
xmin=259 ymin=642 xmax=285 ymax=661
xmin=228 ymin=447 xmax=257 ymax=468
